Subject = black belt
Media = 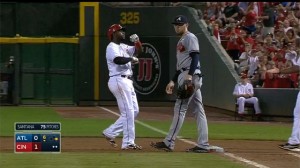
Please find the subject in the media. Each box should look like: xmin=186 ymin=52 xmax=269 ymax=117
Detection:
xmin=121 ymin=75 xmax=132 ymax=80
xmin=177 ymin=68 xmax=203 ymax=78
xmin=196 ymin=73 xmax=204 ymax=78
xmin=180 ymin=67 xmax=189 ymax=72
xmin=178 ymin=67 xmax=200 ymax=73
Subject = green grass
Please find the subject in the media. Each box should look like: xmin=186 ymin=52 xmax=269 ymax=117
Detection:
xmin=0 ymin=107 xmax=63 ymax=135
xmin=180 ymin=122 xmax=291 ymax=141
xmin=0 ymin=152 xmax=244 ymax=168
xmin=0 ymin=106 xmax=292 ymax=168
xmin=0 ymin=107 xmax=292 ymax=140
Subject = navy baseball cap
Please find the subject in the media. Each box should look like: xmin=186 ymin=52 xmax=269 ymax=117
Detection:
xmin=171 ymin=15 xmax=188 ymax=25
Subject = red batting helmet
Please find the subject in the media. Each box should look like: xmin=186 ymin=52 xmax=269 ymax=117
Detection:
xmin=107 ymin=24 xmax=126 ymax=41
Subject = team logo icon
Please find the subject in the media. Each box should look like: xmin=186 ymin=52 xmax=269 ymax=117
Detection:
xmin=132 ymin=43 xmax=161 ymax=95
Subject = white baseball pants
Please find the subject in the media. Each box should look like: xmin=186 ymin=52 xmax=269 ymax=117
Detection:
xmin=103 ymin=76 xmax=139 ymax=149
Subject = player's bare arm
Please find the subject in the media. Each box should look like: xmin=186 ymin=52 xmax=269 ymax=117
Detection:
xmin=166 ymin=69 xmax=181 ymax=94
xmin=267 ymin=65 xmax=300 ymax=74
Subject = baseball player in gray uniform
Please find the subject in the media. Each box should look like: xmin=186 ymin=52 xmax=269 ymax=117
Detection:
xmin=102 ymin=24 xmax=143 ymax=150
xmin=151 ymin=15 xmax=211 ymax=153
xmin=267 ymin=49 xmax=300 ymax=150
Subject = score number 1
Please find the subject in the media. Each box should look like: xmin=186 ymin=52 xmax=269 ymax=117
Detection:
xmin=120 ymin=12 xmax=140 ymax=24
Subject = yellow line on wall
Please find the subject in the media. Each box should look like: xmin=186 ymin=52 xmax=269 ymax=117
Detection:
xmin=79 ymin=3 xmax=85 ymax=36
xmin=0 ymin=37 xmax=79 ymax=44
xmin=79 ymin=2 xmax=99 ymax=36
xmin=80 ymin=2 xmax=100 ymax=100
xmin=94 ymin=4 xmax=100 ymax=101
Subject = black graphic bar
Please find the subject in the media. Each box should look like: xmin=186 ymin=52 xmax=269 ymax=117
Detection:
xmin=15 ymin=123 xmax=61 ymax=131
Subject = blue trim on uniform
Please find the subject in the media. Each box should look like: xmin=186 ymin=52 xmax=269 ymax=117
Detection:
xmin=188 ymin=52 xmax=200 ymax=75
xmin=169 ymin=99 xmax=184 ymax=142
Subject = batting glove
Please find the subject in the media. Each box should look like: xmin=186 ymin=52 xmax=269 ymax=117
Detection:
xmin=130 ymin=34 xmax=139 ymax=43
xmin=131 ymin=56 xmax=139 ymax=64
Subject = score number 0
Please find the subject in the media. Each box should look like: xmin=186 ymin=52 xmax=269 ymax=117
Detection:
xmin=120 ymin=12 xmax=140 ymax=24
xmin=33 ymin=135 xmax=40 ymax=150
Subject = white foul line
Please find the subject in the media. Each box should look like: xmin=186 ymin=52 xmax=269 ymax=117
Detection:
xmin=99 ymin=106 xmax=269 ymax=168
xmin=288 ymin=152 xmax=300 ymax=158
xmin=224 ymin=153 xmax=269 ymax=168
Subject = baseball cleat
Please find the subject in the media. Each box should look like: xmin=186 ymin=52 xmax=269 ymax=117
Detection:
xmin=150 ymin=141 xmax=173 ymax=152
xmin=122 ymin=144 xmax=142 ymax=150
xmin=186 ymin=146 xmax=211 ymax=153
xmin=207 ymin=145 xmax=225 ymax=153
xmin=102 ymin=133 xmax=118 ymax=148
xmin=279 ymin=143 xmax=299 ymax=150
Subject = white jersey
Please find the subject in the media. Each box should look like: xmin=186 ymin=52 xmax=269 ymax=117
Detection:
xmin=239 ymin=52 xmax=249 ymax=67
xmin=295 ymin=53 xmax=300 ymax=66
xmin=285 ymin=51 xmax=298 ymax=65
xmin=296 ymin=54 xmax=300 ymax=90
xmin=233 ymin=82 xmax=254 ymax=95
xmin=248 ymin=56 xmax=259 ymax=76
xmin=106 ymin=42 xmax=135 ymax=77
xmin=233 ymin=81 xmax=261 ymax=114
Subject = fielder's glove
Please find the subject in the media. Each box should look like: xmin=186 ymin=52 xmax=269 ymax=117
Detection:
xmin=177 ymin=80 xmax=195 ymax=99
xmin=130 ymin=34 xmax=139 ymax=43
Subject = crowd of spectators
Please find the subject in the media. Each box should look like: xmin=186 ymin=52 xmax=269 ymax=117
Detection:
xmin=203 ymin=2 xmax=300 ymax=88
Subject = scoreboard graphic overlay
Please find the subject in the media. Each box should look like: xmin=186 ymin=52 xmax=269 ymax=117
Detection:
xmin=14 ymin=122 xmax=61 ymax=153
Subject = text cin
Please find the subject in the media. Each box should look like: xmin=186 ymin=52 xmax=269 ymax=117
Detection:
xmin=16 ymin=144 xmax=27 ymax=149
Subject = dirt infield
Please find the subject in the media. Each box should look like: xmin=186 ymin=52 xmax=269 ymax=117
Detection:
xmin=1 ymin=106 xmax=299 ymax=168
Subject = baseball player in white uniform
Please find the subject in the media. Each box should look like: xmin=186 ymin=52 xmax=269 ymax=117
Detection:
xmin=233 ymin=73 xmax=262 ymax=118
xmin=102 ymin=24 xmax=143 ymax=150
xmin=268 ymin=49 xmax=300 ymax=150
xmin=151 ymin=15 xmax=211 ymax=153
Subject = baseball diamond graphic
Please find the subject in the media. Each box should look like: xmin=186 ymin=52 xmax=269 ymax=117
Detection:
xmin=132 ymin=43 xmax=161 ymax=95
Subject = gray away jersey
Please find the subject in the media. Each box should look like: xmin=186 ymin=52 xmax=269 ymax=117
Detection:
xmin=176 ymin=31 xmax=201 ymax=72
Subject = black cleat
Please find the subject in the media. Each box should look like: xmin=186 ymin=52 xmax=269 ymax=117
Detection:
xmin=186 ymin=146 xmax=211 ymax=153
xmin=150 ymin=141 xmax=173 ymax=152
xmin=279 ymin=143 xmax=299 ymax=150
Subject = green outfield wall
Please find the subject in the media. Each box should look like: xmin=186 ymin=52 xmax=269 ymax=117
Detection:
xmin=0 ymin=38 xmax=78 ymax=105
xmin=0 ymin=2 xmax=297 ymax=117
